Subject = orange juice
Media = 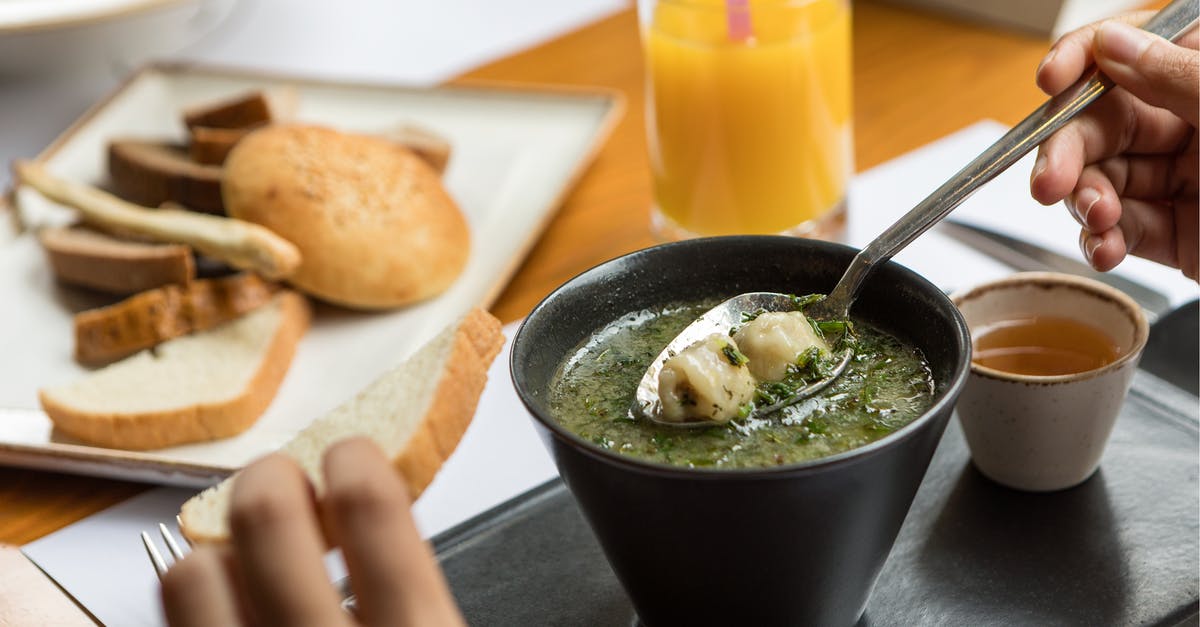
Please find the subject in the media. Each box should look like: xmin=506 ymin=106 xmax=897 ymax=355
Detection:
xmin=644 ymin=0 xmax=852 ymax=238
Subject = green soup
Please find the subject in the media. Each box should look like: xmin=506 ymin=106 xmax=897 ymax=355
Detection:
xmin=547 ymin=301 xmax=936 ymax=468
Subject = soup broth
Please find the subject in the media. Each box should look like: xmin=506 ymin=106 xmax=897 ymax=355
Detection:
xmin=548 ymin=301 xmax=936 ymax=468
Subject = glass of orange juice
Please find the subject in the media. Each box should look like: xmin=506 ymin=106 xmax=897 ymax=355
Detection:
xmin=640 ymin=0 xmax=853 ymax=240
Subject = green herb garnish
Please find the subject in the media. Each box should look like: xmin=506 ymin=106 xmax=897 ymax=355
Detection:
xmin=721 ymin=342 xmax=749 ymax=367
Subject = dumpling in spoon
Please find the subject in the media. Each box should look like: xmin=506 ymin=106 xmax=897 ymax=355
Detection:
xmin=658 ymin=334 xmax=756 ymax=424
xmin=733 ymin=312 xmax=830 ymax=382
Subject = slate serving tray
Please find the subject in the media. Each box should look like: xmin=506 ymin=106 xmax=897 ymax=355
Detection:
xmin=431 ymin=308 xmax=1200 ymax=627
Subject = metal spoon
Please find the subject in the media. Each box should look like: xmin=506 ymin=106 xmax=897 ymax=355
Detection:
xmin=633 ymin=0 xmax=1199 ymax=427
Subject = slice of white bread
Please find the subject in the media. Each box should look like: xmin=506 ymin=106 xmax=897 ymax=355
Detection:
xmin=74 ymin=273 xmax=278 ymax=366
xmin=40 ymin=291 xmax=310 ymax=450
xmin=178 ymin=307 xmax=504 ymax=544
xmin=107 ymin=140 xmax=224 ymax=215
xmin=39 ymin=224 xmax=195 ymax=294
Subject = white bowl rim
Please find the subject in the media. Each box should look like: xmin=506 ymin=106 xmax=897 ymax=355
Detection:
xmin=0 ymin=0 xmax=198 ymax=34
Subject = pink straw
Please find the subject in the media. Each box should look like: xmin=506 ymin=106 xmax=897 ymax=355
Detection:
xmin=725 ymin=0 xmax=754 ymax=42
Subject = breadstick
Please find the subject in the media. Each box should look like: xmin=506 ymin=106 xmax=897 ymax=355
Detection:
xmin=14 ymin=160 xmax=300 ymax=280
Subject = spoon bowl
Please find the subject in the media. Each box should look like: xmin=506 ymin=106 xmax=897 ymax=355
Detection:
xmin=630 ymin=292 xmax=853 ymax=425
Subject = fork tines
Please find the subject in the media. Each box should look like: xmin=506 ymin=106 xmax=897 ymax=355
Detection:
xmin=141 ymin=522 xmax=188 ymax=580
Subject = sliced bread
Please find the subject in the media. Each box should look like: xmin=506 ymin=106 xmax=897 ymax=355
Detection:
xmin=40 ymin=291 xmax=310 ymax=450
xmin=188 ymin=126 xmax=257 ymax=166
xmin=183 ymin=89 xmax=298 ymax=130
xmin=74 ymin=273 xmax=278 ymax=366
xmin=107 ymin=140 xmax=224 ymax=214
xmin=178 ymin=307 xmax=504 ymax=544
xmin=39 ymin=224 xmax=195 ymax=294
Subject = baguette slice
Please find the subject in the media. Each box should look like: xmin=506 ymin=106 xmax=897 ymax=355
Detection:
xmin=16 ymin=161 xmax=300 ymax=281
xmin=39 ymin=224 xmax=195 ymax=294
xmin=74 ymin=273 xmax=278 ymax=366
xmin=179 ymin=307 xmax=504 ymax=544
xmin=108 ymin=140 xmax=224 ymax=215
xmin=40 ymin=291 xmax=310 ymax=450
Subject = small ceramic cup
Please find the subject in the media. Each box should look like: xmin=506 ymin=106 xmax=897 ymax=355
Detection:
xmin=951 ymin=272 xmax=1149 ymax=492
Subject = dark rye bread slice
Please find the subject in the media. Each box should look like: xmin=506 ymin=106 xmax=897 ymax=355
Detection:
xmin=74 ymin=273 xmax=277 ymax=366
xmin=188 ymin=126 xmax=259 ymax=166
xmin=107 ymin=140 xmax=224 ymax=214
xmin=39 ymin=224 xmax=194 ymax=294
xmin=183 ymin=89 xmax=297 ymax=130
xmin=192 ymin=123 xmax=455 ymax=172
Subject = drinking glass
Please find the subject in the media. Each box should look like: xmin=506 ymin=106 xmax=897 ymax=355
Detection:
xmin=640 ymin=0 xmax=853 ymax=240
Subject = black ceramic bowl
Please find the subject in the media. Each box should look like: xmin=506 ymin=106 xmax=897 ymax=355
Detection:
xmin=511 ymin=236 xmax=971 ymax=627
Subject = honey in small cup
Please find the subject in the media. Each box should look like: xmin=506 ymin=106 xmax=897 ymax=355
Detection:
xmin=951 ymin=272 xmax=1149 ymax=492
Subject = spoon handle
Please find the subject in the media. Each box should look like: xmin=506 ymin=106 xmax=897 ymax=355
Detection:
xmin=823 ymin=0 xmax=1199 ymax=315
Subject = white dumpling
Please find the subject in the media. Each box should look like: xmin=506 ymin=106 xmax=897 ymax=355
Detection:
xmin=658 ymin=334 xmax=756 ymax=424
xmin=732 ymin=311 xmax=830 ymax=382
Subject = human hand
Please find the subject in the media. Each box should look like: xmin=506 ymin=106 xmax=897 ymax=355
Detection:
xmin=160 ymin=438 xmax=465 ymax=626
xmin=1030 ymin=12 xmax=1198 ymax=280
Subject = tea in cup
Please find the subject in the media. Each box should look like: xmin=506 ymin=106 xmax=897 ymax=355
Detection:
xmin=952 ymin=272 xmax=1149 ymax=492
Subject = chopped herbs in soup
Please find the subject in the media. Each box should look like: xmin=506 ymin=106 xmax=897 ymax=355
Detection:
xmin=548 ymin=300 xmax=936 ymax=468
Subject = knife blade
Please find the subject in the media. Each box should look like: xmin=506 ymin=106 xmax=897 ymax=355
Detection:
xmin=939 ymin=219 xmax=1172 ymax=321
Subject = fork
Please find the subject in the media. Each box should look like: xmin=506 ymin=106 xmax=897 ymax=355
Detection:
xmin=140 ymin=521 xmax=187 ymax=580
xmin=140 ymin=522 xmax=359 ymax=613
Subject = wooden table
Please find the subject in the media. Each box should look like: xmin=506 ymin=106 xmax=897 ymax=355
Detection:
xmin=0 ymin=0 xmax=1060 ymax=554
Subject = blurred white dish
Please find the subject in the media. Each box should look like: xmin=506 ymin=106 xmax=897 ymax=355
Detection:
xmin=0 ymin=0 xmax=236 ymax=75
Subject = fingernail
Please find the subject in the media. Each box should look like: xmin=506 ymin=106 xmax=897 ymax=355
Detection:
xmin=1031 ymin=154 xmax=1048 ymax=184
xmin=1098 ymin=21 xmax=1150 ymax=66
xmin=1036 ymin=47 xmax=1057 ymax=77
xmin=1075 ymin=187 xmax=1101 ymax=223
xmin=1080 ymin=232 xmax=1103 ymax=261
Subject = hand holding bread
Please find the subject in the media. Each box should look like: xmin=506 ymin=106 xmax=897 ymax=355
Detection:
xmin=179 ymin=307 xmax=503 ymax=543
xmin=162 ymin=438 xmax=467 ymax=627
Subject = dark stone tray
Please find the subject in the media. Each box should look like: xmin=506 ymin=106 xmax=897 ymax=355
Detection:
xmin=431 ymin=307 xmax=1200 ymax=627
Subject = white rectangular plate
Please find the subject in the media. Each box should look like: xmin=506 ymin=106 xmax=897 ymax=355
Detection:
xmin=0 ymin=62 xmax=621 ymax=486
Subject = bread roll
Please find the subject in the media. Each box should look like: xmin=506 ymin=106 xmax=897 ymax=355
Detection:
xmin=222 ymin=125 xmax=470 ymax=309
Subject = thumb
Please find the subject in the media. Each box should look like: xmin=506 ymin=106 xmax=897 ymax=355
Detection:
xmin=1094 ymin=20 xmax=1200 ymax=127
